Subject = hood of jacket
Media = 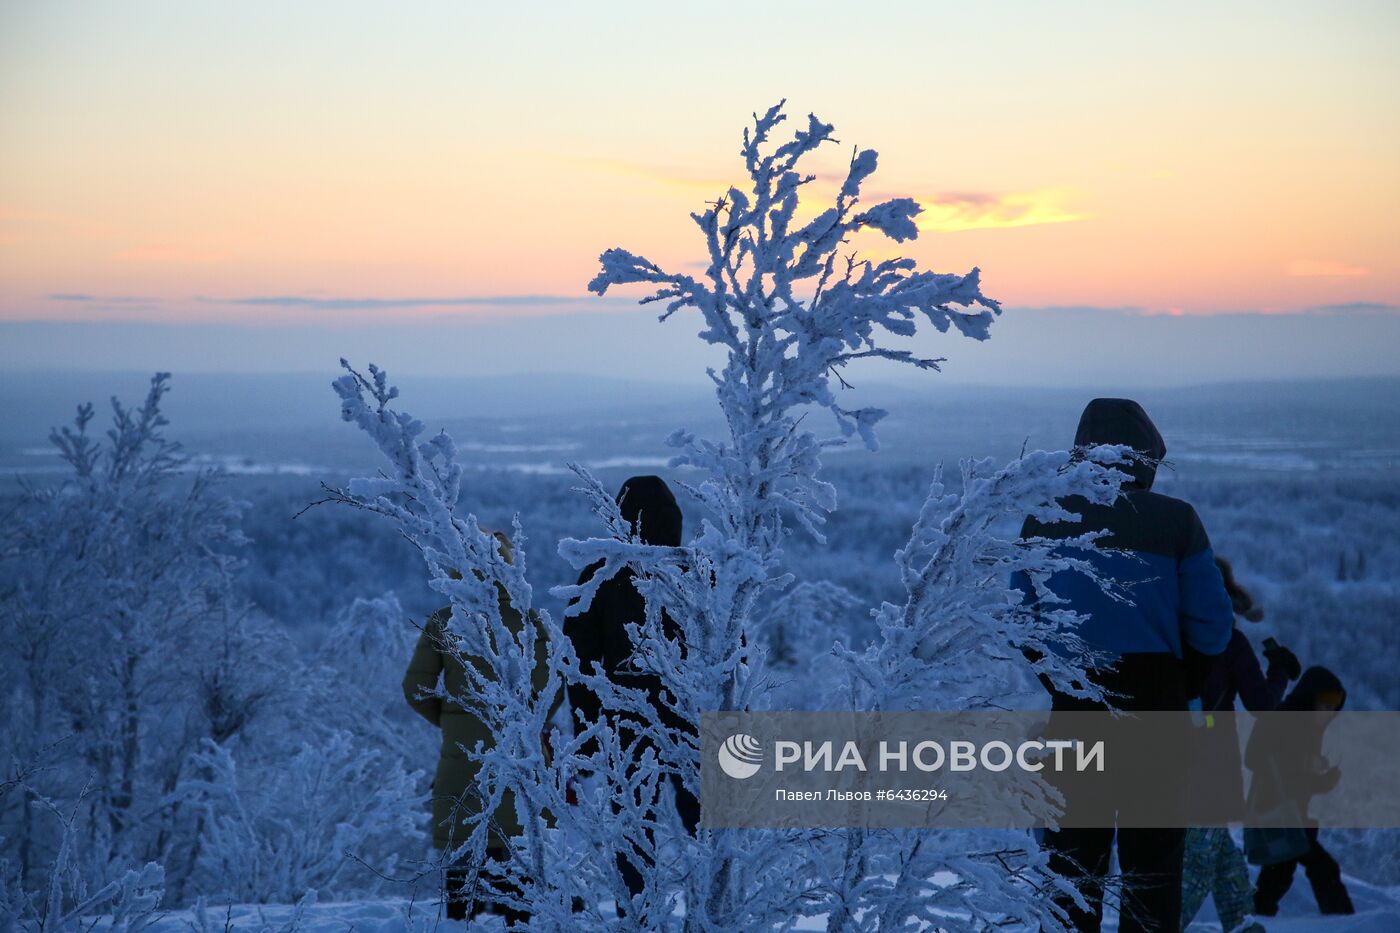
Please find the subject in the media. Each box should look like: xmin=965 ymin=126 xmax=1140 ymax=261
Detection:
xmin=618 ymin=475 xmax=682 ymax=547
xmin=1074 ymin=398 xmax=1167 ymax=490
xmin=1281 ymin=665 xmax=1347 ymax=712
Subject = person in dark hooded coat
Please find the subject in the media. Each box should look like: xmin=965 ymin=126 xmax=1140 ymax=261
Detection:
xmin=563 ymin=475 xmax=699 ymax=906
xmin=1247 ymin=666 xmax=1354 ymax=916
xmin=1014 ymin=399 xmax=1236 ymax=933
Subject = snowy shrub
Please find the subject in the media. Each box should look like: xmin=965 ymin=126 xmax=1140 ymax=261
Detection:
xmin=0 ymin=376 xmax=427 ymax=914
xmin=761 ymin=580 xmax=864 ymax=673
xmin=329 ymin=102 xmax=1127 ymax=930
xmin=315 ymin=593 xmax=439 ymax=764
xmin=174 ymin=734 xmax=424 ymax=904
xmin=0 ymin=782 xmax=165 ymax=933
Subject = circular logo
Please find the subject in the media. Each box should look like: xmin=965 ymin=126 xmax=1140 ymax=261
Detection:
xmin=717 ymin=733 xmax=764 ymax=780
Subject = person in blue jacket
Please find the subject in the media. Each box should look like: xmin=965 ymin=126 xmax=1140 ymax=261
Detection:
xmin=1017 ymin=398 xmax=1236 ymax=933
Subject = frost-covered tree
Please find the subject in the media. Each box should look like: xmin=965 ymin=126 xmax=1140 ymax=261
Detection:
xmin=0 ymin=375 xmax=254 ymax=895
xmin=329 ymin=102 xmax=1127 ymax=930
xmin=579 ymin=101 xmax=1129 ymax=931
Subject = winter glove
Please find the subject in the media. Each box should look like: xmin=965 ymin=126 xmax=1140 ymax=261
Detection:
xmin=1262 ymin=642 xmax=1301 ymax=681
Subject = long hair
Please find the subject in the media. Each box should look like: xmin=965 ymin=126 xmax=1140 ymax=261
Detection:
xmin=1215 ymin=555 xmax=1264 ymax=622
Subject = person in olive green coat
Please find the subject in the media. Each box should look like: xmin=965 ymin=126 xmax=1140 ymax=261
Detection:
xmin=401 ymin=532 xmax=552 ymax=920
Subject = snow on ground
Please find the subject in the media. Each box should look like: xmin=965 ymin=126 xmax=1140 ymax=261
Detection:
xmin=1177 ymin=873 xmax=1400 ymax=932
xmin=117 ymin=874 xmax=1400 ymax=932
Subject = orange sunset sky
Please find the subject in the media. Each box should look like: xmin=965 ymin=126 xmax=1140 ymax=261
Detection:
xmin=1 ymin=1 xmax=1397 ymax=329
